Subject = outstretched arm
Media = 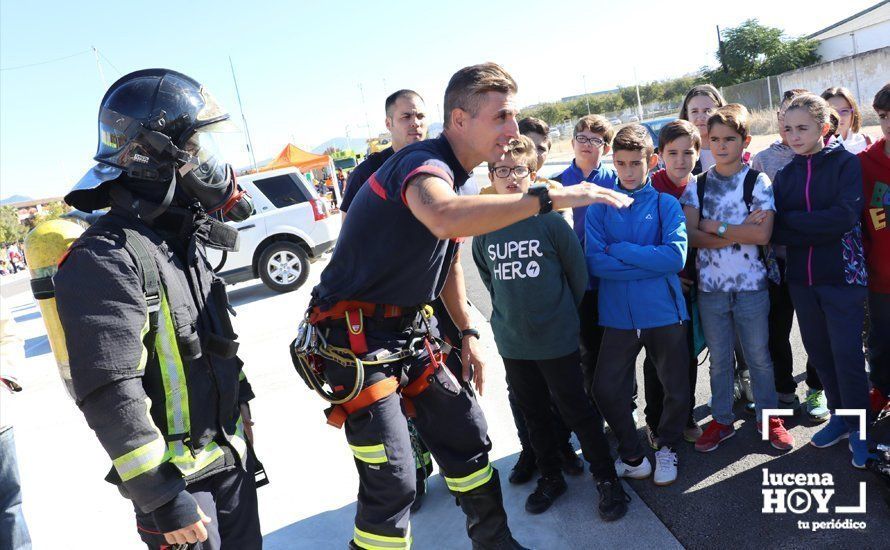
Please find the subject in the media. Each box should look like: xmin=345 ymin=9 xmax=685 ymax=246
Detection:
xmin=404 ymin=176 xmax=633 ymax=239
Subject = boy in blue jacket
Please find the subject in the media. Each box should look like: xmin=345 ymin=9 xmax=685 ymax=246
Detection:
xmin=586 ymin=125 xmax=690 ymax=486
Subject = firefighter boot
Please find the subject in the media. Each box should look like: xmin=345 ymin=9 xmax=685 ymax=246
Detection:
xmin=456 ymin=469 xmax=528 ymax=550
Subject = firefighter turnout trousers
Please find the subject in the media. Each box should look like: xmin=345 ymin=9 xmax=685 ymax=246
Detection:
xmin=320 ymin=317 xmax=514 ymax=549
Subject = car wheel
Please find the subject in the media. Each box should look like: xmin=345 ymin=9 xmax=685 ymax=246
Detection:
xmin=258 ymin=242 xmax=309 ymax=293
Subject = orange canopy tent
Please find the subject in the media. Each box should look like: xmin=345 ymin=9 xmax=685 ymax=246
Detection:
xmin=259 ymin=143 xmax=331 ymax=172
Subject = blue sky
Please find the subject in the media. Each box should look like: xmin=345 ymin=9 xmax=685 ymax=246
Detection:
xmin=0 ymin=0 xmax=876 ymax=199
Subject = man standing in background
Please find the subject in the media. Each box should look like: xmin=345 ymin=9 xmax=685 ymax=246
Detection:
xmin=339 ymin=89 xmax=428 ymax=214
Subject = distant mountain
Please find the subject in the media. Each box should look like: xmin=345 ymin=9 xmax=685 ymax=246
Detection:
xmin=0 ymin=194 xmax=32 ymax=205
xmin=312 ymin=137 xmax=370 ymax=155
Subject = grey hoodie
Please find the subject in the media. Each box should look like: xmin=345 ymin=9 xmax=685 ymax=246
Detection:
xmin=751 ymin=140 xmax=795 ymax=181
xmin=752 ymin=141 xmax=796 ymax=260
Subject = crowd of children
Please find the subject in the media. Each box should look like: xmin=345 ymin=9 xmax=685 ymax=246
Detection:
xmin=473 ymin=81 xmax=890 ymax=519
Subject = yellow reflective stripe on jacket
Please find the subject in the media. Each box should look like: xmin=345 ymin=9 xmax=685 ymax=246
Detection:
xmin=169 ymin=442 xmax=225 ymax=476
xmin=113 ymin=433 xmax=168 ymax=482
xmin=238 ymin=369 xmax=246 ymax=382
xmin=231 ymin=415 xmax=248 ymax=463
xmin=156 ymin=293 xmax=191 ymax=457
xmin=444 ymin=463 xmax=493 ymax=493
xmin=348 ymin=443 xmax=388 ymax=464
xmin=137 ymin=315 xmax=150 ymax=372
xmin=353 ymin=526 xmax=411 ymax=550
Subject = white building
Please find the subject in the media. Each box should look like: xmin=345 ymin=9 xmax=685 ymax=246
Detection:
xmin=808 ymin=1 xmax=890 ymax=62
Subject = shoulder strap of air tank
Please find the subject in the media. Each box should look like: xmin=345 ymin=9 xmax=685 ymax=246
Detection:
xmin=119 ymin=225 xmax=162 ymax=355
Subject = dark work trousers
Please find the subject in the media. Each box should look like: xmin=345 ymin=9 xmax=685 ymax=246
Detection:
xmin=769 ymin=276 xmax=822 ymax=393
xmin=502 ymin=351 xmax=616 ymax=481
xmin=506 ymin=379 xmax=572 ymax=451
xmin=643 ymin=291 xmax=697 ymax=430
xmin=580 ymin=290 xmax=637 ymax=412
xmin=868 ymin=291 xmax=890 ymax=395
xmin=320 ymin=316 xmax=512 ymax=548
xmin=594 ymin=324 xmax=691 ymax=459
xmin=789 ymin=284 xmax=871 ymax=431
xmin=134 ymin=457 xmax=261 ymax=550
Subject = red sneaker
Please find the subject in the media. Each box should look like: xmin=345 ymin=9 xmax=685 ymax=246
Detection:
xmin=870 ymin=388 xmax=889 ymax=415
xmin=694 ymin=421 xmax=735 ymax=453
xmin=758 ymin=417 xmax=794 ymax=451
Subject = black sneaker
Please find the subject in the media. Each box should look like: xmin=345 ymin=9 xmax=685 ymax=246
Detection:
xmin=509 ymin=449 xmax=537 ymax=485
xmin=525 ymin=474 xmax=567 ymax=514
xmin=559 ymin=443 xmax=584 ymax=476
xmin=596 ymin=477 xmax=630 ymax=522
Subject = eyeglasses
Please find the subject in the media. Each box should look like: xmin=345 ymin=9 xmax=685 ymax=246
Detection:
xmin=490 ymin=165 xmax=530 ymax=178
xmin=574 ymin=135 xmax=605 ymax=146
xmin=835 ymin=108 xmax=853 ymax=117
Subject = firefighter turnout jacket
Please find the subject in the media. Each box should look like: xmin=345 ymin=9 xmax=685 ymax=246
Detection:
xmin=54 ymin=207 xmax=253 ymax=530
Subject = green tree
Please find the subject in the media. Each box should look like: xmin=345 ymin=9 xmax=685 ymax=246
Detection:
xmin=0 ymin=206 xmax=27 ymax=246
xmin=708 ymin=19 xmax=819 ymax=86
xmin=534 ymin=102 xmax=572 ymax=125
xmin=33 ymin=201 xmax=71 ymax=224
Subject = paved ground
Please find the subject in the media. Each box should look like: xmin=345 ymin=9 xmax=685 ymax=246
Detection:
xmin=2 ymin=253 xmax=679 ymax=550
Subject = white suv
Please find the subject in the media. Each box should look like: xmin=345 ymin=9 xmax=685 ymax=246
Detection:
xmin=207 ymin=167 xmax=341 ymax=292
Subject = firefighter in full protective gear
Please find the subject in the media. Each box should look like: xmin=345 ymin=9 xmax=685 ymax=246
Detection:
xmin=53 ymin=68 xmax=262 ymax=549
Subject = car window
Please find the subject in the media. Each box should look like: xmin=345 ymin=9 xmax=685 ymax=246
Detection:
xmin=252 ymin=175 xmax=310 ymax=208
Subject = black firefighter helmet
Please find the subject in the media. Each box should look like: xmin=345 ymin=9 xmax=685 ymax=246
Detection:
xmin=66 ymin=68 xmax=252 ymax=221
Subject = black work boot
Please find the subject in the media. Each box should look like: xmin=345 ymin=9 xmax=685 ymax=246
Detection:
xmin=508 ymin=448 xmax=537 ymax=485
xmin=595 ymin=477 xmax=631 ymax=522
xmin=559 ymin=443 xmax=584 ymax=476
xmin=456 ymin=469 xmax=529 ymax=549
xmin=525 ymin=473 xmax=568 ymax=514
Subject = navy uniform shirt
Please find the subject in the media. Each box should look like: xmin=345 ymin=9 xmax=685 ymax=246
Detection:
xmin=339 ymin=147 xmax=395 ymax=213
xmin=313 ymin=135 xmax=470 ymax=308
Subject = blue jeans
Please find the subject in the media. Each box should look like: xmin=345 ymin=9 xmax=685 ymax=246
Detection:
xmin=0 ymin=427 xmax=31 ymax=550
xmin=698 ymin=290 xmax=778 ymax=425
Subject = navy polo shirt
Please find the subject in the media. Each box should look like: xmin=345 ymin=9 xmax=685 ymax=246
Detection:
xmin=312 ymin=135 xmax=470 ymax=308
xmin=339 ymin=147 xmax=395 ymax=213
xmin=552 ymin=160 xmax=618 ymax=244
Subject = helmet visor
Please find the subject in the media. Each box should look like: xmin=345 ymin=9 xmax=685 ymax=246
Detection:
xmin=183 ymin=121 xmax=244 ymax=187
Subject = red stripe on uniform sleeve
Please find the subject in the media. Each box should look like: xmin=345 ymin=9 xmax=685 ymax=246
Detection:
xmin=400 ymin=165 xmax=455 ymax=207
xmin=368 ymin=173 xmax=387 ymax=200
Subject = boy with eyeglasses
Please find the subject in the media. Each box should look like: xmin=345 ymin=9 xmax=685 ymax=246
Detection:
xmin=552 ymin=115 xmax=622 ymax=408
xmin=480 ymin=116 xmax=582 ymax=483
xmin=472 ymin=136 xmax=629 ymax=521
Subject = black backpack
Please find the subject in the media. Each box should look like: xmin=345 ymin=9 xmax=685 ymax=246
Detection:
xmin=695 ymin=169 xmax=781 ymax=285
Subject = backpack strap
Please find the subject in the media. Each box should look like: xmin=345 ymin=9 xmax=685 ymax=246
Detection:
xmin=695 ymin=172 xmax=708 ymax=213
xmin=742 ymin=168 xmax=761 ymax=213
xmin=120 ymin=227 xmax=162 ymax=357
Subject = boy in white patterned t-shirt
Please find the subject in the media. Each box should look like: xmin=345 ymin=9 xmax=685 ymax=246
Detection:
xmin=679 ymin=104 xmax=794 ymax=453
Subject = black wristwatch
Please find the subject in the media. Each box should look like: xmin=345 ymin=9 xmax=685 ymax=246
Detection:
xmin=459 ymin=328 xmax=481 ymax=341
xmin=527 ymin=185 xmax=553 ymax=215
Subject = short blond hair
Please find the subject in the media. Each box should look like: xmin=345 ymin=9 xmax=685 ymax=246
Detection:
xmin=487 ymin=135 xmax=537 ymax=172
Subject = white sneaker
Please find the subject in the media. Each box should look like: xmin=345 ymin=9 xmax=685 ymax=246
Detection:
xmin=653 ymin=447 xmax=678 ymax=486
xmin=615 ymin=456 xmax=652 ymax=479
